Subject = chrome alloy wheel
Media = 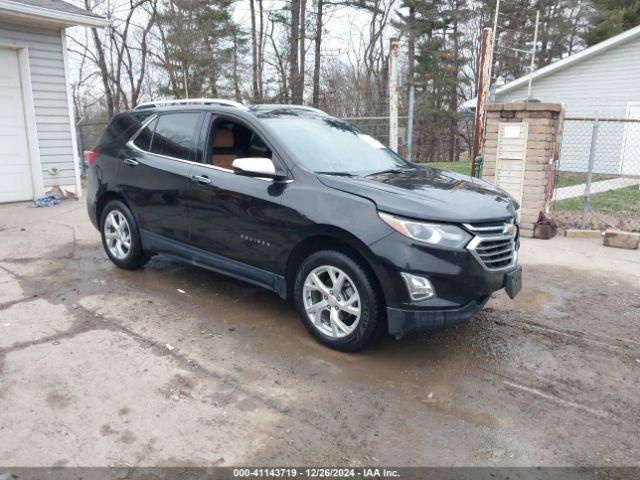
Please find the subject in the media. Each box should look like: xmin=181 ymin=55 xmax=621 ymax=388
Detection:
xmin=303 ymin=265 xmax=361 ymax=339
xmin=104 ymin=210 xmax=132 ymax=260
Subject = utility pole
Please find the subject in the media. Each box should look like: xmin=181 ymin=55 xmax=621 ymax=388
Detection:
xmin=527 ymin=10 xmax=540 ymax=99
xmin=471 ymin=28 xmax=492 ymax=176
xmin=388 ymin=37 xmax=399 ymax=153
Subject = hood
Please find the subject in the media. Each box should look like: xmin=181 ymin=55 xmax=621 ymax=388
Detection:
xmin=317 ymin=167 xmax=518 ymax=224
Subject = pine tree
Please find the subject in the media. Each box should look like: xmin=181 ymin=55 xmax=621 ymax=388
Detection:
xmin=586 ymin=0 xmax=640 ymax=45
xmin=156 ymin=0 xmax=240 ymax=98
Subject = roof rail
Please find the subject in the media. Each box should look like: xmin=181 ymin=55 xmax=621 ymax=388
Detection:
xmin=252 ymin=104 xmax=328 ymax=116
xmin=133 ymin=98 xmax=248 ymax=111
xmin=288 ymin=105 xmax=328 ymax=116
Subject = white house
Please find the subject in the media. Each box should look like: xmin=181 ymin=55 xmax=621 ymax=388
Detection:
xmin=463 ymin=25 xmax=640 ymax=175
xmin=0 ymin=0 xmax=107 ymax=204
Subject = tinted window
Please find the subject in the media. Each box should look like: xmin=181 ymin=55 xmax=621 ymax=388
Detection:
xmin=99 ymin=111 xmax=152 ymax=149
xmin=133 ymin=118 xmax=157 ymax=151
xmin=149 ymin=113 xmax=200 ymax=161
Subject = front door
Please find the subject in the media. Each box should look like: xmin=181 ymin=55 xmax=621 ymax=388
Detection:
xmin=187 ymin=115 xmax=291 ymax=275
xmin=0 ymin=48 xmax=34 ymax=203
xmin=119 ymin=111 xmax=203 ymax=243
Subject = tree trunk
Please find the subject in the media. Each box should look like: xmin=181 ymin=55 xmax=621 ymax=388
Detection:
xmin=258 ymin=0 xmax=264 ymax=98
xmin=447 ymin=10 xmax=459 ymax=162
xmin=297 ymin=0 xmax=307 ymax=103
xmin=233 ymin=30 xmax=241 ymax=102
xmin=249 ymin=0 xmax=259 ymax=100
xmin=290 ymin=0 xmax=301 ymax=103
xmin=406 ymin=5 xmax=415 ymax=101
xmin=312 ymin=0 xmax=323 ymax=107
xmin=90 ymin=26 xmax=114 ymax=116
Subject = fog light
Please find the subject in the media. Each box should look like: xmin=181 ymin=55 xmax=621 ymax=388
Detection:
xmin=400 ymin=272 xmax=435 ymax=301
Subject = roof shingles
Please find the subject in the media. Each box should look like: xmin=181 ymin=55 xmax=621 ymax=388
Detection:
xmin=10 ymin=0 xmax=102 ymax=19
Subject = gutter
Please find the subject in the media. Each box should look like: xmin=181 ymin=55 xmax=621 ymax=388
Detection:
xmin=0 ymin=0 xmax=109 ymax=27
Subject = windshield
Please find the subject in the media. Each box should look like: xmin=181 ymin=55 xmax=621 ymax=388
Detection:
xmin=261 ymin=117 xmax=410 ymax=175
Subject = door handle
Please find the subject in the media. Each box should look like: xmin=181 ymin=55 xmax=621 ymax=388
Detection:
xmin=192 ymin=174 xmax=212 ymax=185
xmin=123 ymin=158 xmax=139 ymax=167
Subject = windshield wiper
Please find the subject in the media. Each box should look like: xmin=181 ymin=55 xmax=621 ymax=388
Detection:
xmin=316 ymin=171 xmax=357 ymax=177
xmin=366 ymin=167 xmax=412 ymax=176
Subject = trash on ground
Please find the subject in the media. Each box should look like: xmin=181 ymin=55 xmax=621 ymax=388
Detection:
xmin=166 ymin=343 xmax=175 ymax=351
xmin=34 ymin=195 xmax=61 ymax=208
xmin=177 ymin=289 xmax=186 ymax=294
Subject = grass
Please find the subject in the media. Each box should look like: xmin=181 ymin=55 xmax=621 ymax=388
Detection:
xmin=420 ymin=160 xmax=471 ymax=175
xmin=555 ymin=175 xmax=584 ymax=188
xmin=418 ymin=160 xmax=616 ymax=191
xmin=553 ymin=172 xmax=613 ymax=188
xmin=554 ymin=185 xmax=640 ymax=217
xmin=419 ymin=159 xmax=639 ymax=218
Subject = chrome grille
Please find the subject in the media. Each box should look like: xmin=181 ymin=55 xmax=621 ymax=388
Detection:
xmin=464 ymin=221 xmax=518 ymax=272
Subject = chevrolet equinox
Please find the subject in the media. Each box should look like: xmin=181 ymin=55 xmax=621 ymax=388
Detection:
xmin=86 ymin=99 xmax=522 ymax=351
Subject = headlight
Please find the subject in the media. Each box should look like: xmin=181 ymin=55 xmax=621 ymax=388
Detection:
xmin=379 ymin=212 xmax=472 ymax=249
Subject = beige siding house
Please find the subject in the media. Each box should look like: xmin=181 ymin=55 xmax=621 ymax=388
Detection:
xmin=0 ymin=0 xmax=107 ymax=203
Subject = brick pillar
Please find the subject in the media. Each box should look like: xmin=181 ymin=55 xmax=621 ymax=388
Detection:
xmin=481 ymin=102 xmax=564 ymax=238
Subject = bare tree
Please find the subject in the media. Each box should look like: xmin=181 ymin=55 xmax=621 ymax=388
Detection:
xmin=250 ymin=0 xmax=260 ymax=100
xmin=290 ymin=0 xmax=303 ymax=103
xmin=312 ymin=0 xmax=324 ymax=107
xmin=70 ymin=0 xmax=158 ymax=116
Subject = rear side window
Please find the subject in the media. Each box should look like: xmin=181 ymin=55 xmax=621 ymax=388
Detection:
xmin=133 ymin=118 xmax=157 ymax=151
xmin=149 ymin=112 xmax=200 ymax=161
xmin=98 ymin=112 xmax=152 ymax=149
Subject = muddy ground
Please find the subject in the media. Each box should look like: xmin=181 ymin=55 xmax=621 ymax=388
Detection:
xmin=0 ymin=200 xmax=639 ymax=467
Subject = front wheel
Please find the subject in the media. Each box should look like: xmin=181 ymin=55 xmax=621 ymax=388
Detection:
xmin=294 ymin=250 xmax=383 ymax=351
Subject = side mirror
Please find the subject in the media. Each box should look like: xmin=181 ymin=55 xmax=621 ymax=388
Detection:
xmin=232 ymin=157 xmax=286 ymax=180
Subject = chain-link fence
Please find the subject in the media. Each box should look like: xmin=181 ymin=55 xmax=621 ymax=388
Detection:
xmin=321 ymin=97 xmax=410 ymax=156
xmin=551 ymin=113 xmax=640 ymax=231
xmin=77 ymin=120 xmax=108 ymax=176
xmin=338 ymin=114 xmax=409 ymax=154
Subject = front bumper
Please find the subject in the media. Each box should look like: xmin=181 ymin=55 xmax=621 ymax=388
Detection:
xmin=366 ymin=230 xmax=520 ymax=337
xmin=387 ymin=295 xmax=491 ymax=337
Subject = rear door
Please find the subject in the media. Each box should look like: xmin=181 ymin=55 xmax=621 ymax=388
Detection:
xmin=119 ymin=111 xmax=203 ymax=243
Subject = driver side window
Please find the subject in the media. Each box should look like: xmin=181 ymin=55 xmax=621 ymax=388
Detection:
xmin=207 ymin=118 xmax=272 ymax=170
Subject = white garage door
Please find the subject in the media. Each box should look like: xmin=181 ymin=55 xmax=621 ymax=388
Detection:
xmin=0 ymin=48 xmax=34 ymax=203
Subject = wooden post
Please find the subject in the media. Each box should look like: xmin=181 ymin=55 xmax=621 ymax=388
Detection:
xmin=389 ymin=37 xmax=399 ymax=152
xmin=471 ymin=28 xmax=492 ymax=176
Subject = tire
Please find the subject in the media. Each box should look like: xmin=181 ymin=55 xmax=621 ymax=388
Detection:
xmin=294 ymin=249 xmax=383 ymax=351
xmin=100 ymin=200 xmax=150 ymax=270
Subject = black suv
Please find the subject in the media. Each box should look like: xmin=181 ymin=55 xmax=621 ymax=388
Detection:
xmin=86 ymin=99 xmax=522 ymax=351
